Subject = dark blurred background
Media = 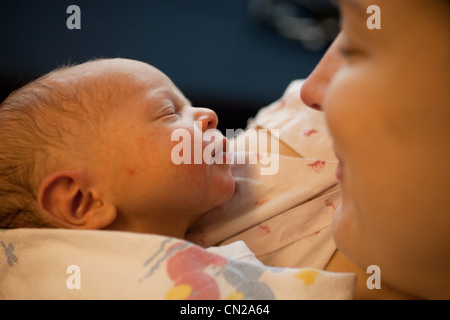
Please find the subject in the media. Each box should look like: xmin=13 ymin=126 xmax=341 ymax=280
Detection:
xmin=0 ymin=0 xmax=338 ymax=132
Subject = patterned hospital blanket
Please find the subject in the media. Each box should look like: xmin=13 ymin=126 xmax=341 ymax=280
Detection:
xmin=187 ymin=80 xmax=340 ymax=270
xmin=0 ymin=228 xmax=355 ymax=299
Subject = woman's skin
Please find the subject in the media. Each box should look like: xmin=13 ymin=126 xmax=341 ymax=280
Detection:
xmin=301 ymin=0 xmax=450 ymax=299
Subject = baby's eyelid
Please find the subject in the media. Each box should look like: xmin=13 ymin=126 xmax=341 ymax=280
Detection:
xmin=166 ymin=105 xmax=176 ymax=113
xmin=158 ymin=105 xmax=177 ymax=118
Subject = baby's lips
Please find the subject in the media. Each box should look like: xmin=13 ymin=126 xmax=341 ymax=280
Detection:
xmin=210 ymin=136 xmax=234 ymax=164
xmin=210 ymin=136 xmax=228 ymax=156
xmin=222 ymin=137 xmax=234 ymax=164
xmin=222 ymin=137 xmax=230 ymax=153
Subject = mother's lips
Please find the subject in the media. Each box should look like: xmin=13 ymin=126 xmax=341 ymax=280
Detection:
xmin=333 ymin=149 xmax=344 ymax=182
xmin=336 ymin=160 xmax=344 ymax=181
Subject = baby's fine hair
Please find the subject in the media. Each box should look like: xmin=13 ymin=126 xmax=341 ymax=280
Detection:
xmin=0 ymin=60 xmax=110 ymax=228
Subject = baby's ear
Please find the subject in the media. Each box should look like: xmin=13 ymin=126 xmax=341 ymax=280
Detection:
xmin=37 ymin=171 xmax=117 ymax=230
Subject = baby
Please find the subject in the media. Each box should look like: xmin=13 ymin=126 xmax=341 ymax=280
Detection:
xmin=0 ymin=59 xmax=353 ymax=301
xmin=0 ymin=58 xmax=236 ymax=238
xmin=0 ymin=58 xmax=338 ymax=270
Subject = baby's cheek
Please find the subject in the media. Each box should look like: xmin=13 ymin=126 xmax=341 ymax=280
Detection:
xmin=124 ymin=167 xmax=137 ymax=178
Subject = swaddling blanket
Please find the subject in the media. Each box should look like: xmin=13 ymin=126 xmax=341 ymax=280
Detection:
xmin=0 ymin=228 xmax=355 ymax=299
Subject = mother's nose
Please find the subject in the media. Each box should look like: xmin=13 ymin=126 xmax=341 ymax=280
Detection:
xmin=300 ymin=33 xmax=344 ymax=111
xmin=301 ymin=74 xmax=328 ymax=111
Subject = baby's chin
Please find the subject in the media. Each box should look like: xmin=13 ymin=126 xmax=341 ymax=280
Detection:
xmin=190 ymin=176 xmax=235 ymax=224
xmin=213 ymin=172 xmax=236 ymax=207
xmin=226 ymin=168 xmax=237 ymax=194
xmin=223 ymin=175 xmax=236 ymax=202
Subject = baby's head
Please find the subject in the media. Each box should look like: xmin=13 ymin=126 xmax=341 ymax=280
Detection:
xmin=0 ymin=58 xmax=235 ymax=237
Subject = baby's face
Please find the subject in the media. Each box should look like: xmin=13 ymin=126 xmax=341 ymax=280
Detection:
xmin=88 ymin=59 xmax=235 ymax=236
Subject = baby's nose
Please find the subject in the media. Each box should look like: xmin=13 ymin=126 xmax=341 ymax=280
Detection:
xmin=195 ymin=108 xmax=218 ymax=131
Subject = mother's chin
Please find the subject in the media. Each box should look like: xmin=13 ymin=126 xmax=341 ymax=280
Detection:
xmin=331 ymin=200 xmax=368 ymax=270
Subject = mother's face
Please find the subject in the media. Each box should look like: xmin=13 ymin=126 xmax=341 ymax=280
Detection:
xmin=302 ymin=0 xmax=450 ymax=299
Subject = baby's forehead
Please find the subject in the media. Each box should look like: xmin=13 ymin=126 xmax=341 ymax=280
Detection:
xmin=89 ymin=59 xmax=168 ymax=84
xmin=52 ymin=59 xmax=165 ymax=101
xmin=34 ymin=59 xmax=187 ymax=123
xmin=72 ymin=60 xmax=188 ymax=114
xmin=88 ymin=59 xmax=177 ymax=96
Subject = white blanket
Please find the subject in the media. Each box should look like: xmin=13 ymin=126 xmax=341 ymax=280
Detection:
xmin=0 ymin=228 xmax=355 ymax=300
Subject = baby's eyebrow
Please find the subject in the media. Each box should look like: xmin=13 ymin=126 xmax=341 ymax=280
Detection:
xmin=147 ymin=85 xmax=193 ymax=111
xmin=171 ymin=88 xmax=192 ymax=106
xmin=173 ymin=92 xmax=192 ymax=107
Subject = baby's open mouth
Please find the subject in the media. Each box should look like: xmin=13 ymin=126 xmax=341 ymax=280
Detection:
xmin=210 ymin=137 xmax=232 ymax=164
xmin=211 ymin=137 xmax=228 ymax=156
